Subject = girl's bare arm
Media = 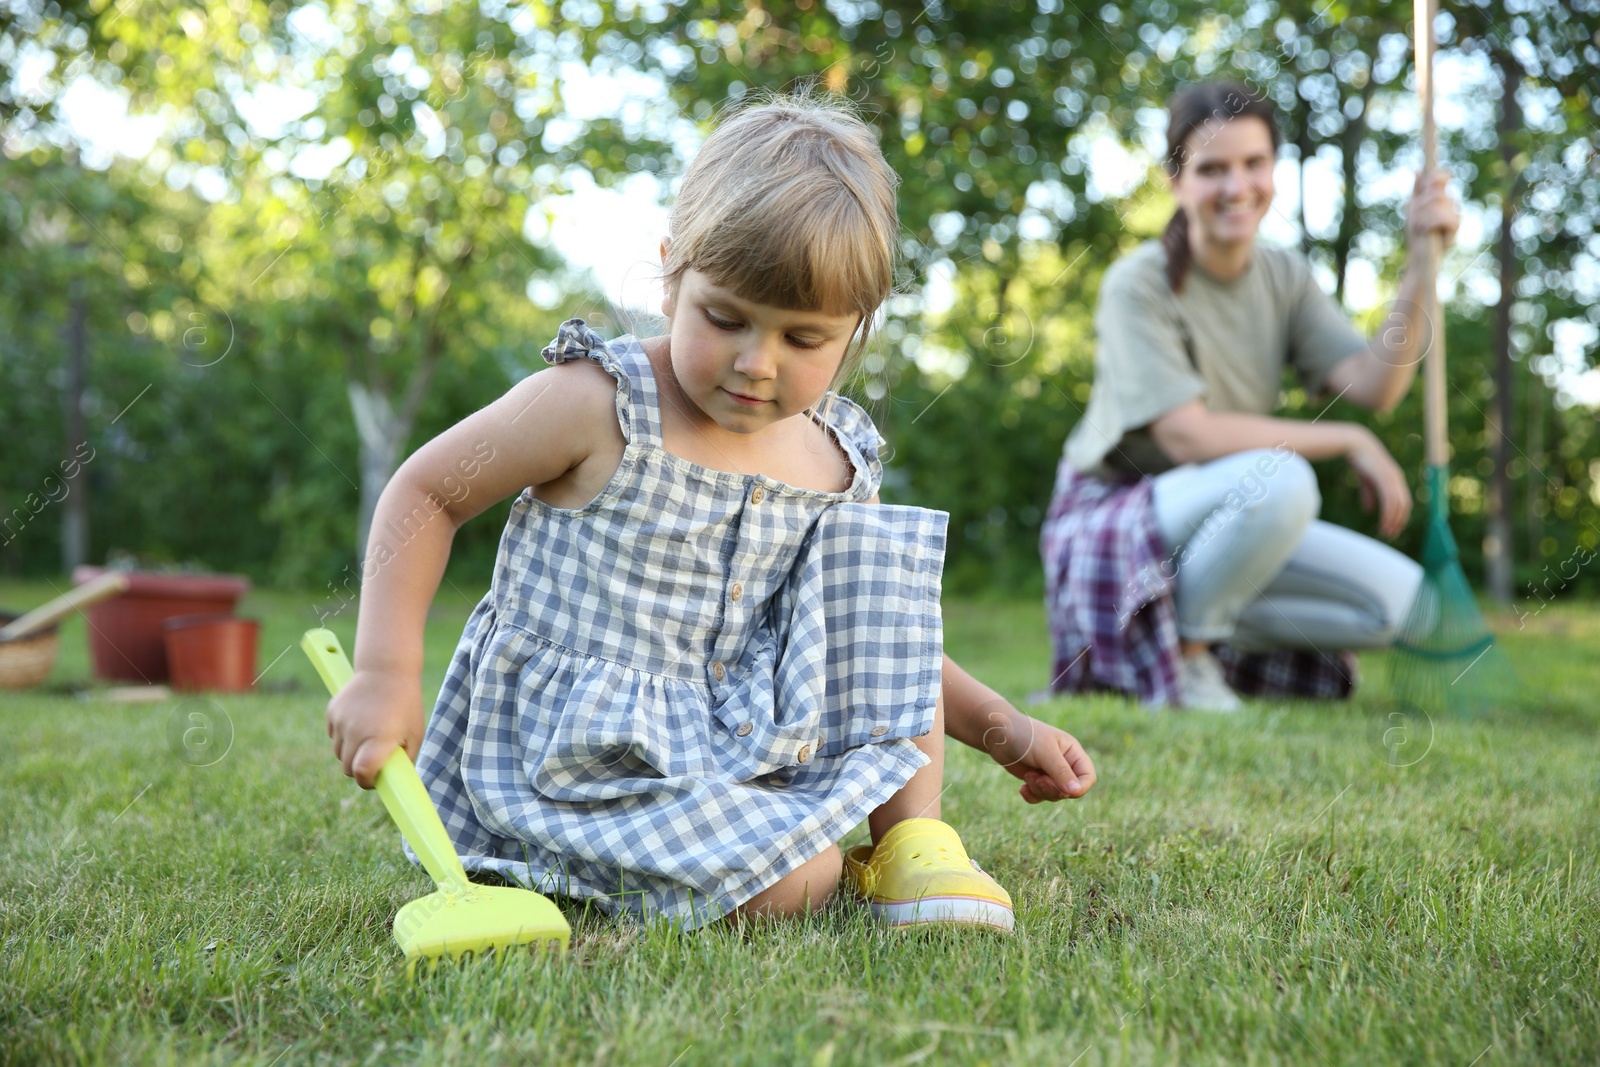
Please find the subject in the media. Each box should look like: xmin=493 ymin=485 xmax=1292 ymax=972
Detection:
xmin=329 ymin=359 xmax=619 ymax=787
xmin=941 ymin=654 xmax=1096 ymax=803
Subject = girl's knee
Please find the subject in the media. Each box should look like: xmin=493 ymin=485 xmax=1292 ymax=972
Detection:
xmin=732 ymin=844 xmax=842 ymax=921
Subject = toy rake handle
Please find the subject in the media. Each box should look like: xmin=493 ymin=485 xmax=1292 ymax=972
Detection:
xmin=1416 ymin=0 xmax=1449 ymax=468
xmin=301 ymin=629 xmax=472 ymax=894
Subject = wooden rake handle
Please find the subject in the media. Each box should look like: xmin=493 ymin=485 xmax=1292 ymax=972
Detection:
xmin=0 ymin=571 xmax=130 ymax=642
xmin=1416 ymin=0 xmax=1449 ymax=469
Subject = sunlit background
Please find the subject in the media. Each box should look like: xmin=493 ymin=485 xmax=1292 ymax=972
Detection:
xmin=5 ymin=0 xmax=1597 ymax=600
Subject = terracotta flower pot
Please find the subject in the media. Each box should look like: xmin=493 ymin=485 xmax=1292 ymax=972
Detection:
xmin=163 ymin=614 xmax=260 ymax=692
xmin=73 ymin=566 xmax=251 ymax=682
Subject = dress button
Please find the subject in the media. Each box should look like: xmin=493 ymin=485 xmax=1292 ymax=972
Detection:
xmin=730 ymin=582 xmax=743 ymax=602
xmin=750 ymin=486 xmax=764 ymax=504
xmin=711 ymin=661 xmax=726 ymax=681
xmin=736 ymin=722 xmax=752 ymax=737
xmin=870 ymin=725 xmax=889 ymax=737
xmin=797 ymin=744 xmax=811 ymax=764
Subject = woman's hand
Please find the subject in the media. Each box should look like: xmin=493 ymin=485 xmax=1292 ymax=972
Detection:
xmin=1406 ymin=169 xmax=1460 ymax=248
xmin=978 ymin=703 xmax=1097 ymax=804
xmin=327 ymin=669 xmax=426 ymax=789
xmin=1346 ymin=427 xmax=1412 ymax=539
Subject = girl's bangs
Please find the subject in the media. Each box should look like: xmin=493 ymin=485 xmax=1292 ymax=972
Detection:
xmin=691 ymin=188 xmax=889 ymax=318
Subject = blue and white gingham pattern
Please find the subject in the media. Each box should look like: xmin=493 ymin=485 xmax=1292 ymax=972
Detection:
xmin=410 ymin=319 xmax=948 ymax=928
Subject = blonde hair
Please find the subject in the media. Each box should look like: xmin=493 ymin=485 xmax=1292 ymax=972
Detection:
xmin=663 ymin=90 xmax=900 ymax=372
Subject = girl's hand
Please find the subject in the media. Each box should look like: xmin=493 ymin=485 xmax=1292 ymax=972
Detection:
xmin=979 ymin=703 xmax=1097 ymax=804
xmin=326 ymin=669 xmax=426 ymax=789
xmin=1406 ymin=169 xmax=1460 ymax=248
xmin=1345 ymin=427 xmax=1412 ymax=539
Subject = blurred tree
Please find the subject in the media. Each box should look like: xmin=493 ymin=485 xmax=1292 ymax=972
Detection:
xmin=4 ymin=0 xmax=1599 ymax=608
xmin=575 ymin=0 xmax=1600 ymax=595
xmin=106 ymin=0 xmax=577 ymax=557
xmin=1445 ymin=0 xmax=1600 ymax=601
xmin=5 ymin=0 xmax=590 ymax=576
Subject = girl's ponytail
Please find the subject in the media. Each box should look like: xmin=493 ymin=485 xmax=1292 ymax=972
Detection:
xmin=1162 ymin=82 xmax=1281 ymax=293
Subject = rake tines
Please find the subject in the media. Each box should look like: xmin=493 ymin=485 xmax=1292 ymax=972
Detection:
xmin=1388 ymin=472 xmax=1518 ymax=716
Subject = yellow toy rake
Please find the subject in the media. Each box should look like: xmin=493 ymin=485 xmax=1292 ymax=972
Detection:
xmin=301 ymin=629 xmax=570 ymax=966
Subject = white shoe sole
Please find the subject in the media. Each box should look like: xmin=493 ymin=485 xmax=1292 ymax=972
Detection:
xmin=869 ymin=896 xmax=1015 ymax=932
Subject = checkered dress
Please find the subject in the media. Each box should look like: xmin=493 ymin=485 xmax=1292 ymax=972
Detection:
xmin=412 ymin=319 xmax=947 ymax=929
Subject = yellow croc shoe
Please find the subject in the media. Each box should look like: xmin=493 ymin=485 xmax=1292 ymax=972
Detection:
xmin=842 ymin=818 xmax=1014 ymax=932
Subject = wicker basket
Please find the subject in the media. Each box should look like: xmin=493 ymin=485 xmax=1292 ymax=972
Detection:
xmin=0 ymin=613 xmax=59 ymax=689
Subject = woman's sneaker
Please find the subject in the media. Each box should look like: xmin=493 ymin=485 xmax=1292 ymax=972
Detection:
xmin=1178 ymin=650 xmax=1244 ymax=712
xmin=842 ymin=818 xmax=1014 ymax=932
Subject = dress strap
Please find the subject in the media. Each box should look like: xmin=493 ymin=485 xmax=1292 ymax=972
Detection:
xmin=812 ymin=392 xmax=885 ymax=500
xmin=540 ymin=318 xmax=663 ymax=446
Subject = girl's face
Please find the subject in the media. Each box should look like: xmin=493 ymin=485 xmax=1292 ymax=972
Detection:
xmin=1169 ymin=115 xmax=1276 ymax=251
xmin=662 ymin=268 xmax=861 ymax=437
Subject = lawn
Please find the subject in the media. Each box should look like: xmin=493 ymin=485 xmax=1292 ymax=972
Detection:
xmin=2 ymin=579 xmax=1596 ymax=1065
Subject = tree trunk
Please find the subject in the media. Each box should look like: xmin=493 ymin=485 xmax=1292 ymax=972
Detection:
xmin=1485 ymin=49 xmax=1523 ymax=604
xmin=347 ymin=329 xmax=445 ymax=561
xmin=348 ymin=380 xmax=408 ymax=564
xmin=61 ymin=274 xmax=89 ymax=572
xmin=1524 ymin=371 xmax=1543 ymax=565
xmin=1293 ymin=79 xmax=1312 ymax=252
xmin=1333 ymin=79 xmax=1375 ymax=305
xmin=346 ymin=223 xmax=459 ymax=563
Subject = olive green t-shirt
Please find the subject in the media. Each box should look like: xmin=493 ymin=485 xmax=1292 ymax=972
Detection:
xmin=1063 ymin=241 xmax=1367 ymax=477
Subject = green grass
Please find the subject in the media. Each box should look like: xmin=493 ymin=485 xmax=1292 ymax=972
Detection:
xmin=2 ymin=580 xmax=1597 ymax=1065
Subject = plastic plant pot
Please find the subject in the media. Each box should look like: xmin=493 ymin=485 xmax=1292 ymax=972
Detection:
xmin=72 ymin=567 xmax=250 ymax=682
xmin=163 ymin=614 xmax=260 ymax=692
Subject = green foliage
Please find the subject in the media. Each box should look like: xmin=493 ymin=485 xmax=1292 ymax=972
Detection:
xmin=868 ymin=240 xmax=1105 ymax=593
xmin=3 ymin=0 xmax=1599 ymax=599
xmin=2 ymin=0 xmax=582 ymax=583
xmin=578 ymin=0 xmax=1600 ymax=593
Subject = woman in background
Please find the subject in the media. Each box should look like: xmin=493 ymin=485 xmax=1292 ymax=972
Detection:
xmin=1042 ymin=82 xmax=1459 ymax=710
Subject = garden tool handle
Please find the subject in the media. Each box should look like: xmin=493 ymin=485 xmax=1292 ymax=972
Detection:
xmin=1415 ymin=0 xmax=1449 ymax=469
xmin=300 ymin=629 xmax=472 ymax=894
xmin=0 ymin=571 xmax=130 ymax=642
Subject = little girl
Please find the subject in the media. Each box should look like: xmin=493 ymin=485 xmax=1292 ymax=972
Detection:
xmin=327 ymin=92 xmax=1096 ymax=931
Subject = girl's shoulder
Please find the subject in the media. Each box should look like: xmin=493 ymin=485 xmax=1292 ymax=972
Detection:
xmin=535 ymin=315 xmax=649 ymax=438
xmin=512 ymin=317 xmax=627 ymax=421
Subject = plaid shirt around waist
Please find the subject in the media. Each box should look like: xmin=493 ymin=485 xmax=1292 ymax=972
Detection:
xmin=1040 ymin=460 xmax=1356 ymax=706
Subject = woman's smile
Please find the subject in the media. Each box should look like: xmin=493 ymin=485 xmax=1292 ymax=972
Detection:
xmin=1169 ymin=115 xmax=1278 ymax=276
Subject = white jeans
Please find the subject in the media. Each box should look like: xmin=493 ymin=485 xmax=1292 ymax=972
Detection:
xmin=1151 ymin=448 xmax=1423 ymax=652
